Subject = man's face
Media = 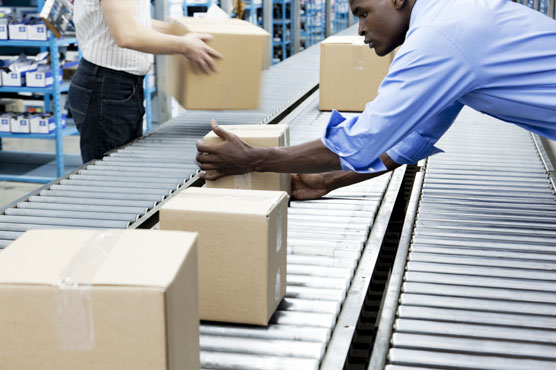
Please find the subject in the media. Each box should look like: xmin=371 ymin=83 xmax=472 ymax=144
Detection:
xmin=350 ymin=0 xmax=411 ymax=56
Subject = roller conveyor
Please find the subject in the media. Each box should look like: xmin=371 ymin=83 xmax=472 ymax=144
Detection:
xmin=369 ymin=108 xmax=556 ymax=370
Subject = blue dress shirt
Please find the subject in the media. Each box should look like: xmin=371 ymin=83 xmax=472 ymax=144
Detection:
xmin=322 ymin=0 xmax=556 ymax=173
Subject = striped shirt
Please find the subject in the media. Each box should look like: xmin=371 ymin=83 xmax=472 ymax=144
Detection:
xmin=73 ymin=0 xmax=154 ymax=76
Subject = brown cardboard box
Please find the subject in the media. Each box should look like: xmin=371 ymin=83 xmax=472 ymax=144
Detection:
xmin=319 ymin=35 xmax=395 ymax=112
xmin=167 ymin=17 xmax=270 ymax=110
xmin=0 ymin=229 xmax=200 ymax=370
xmin=160 ymin=187 xmax=288 ymax=325
xmin=204 ymin=124 xmax=291 ymax=194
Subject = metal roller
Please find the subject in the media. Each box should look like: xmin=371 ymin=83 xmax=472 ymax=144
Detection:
xmin=0 ymin=215 xmax=129 ymax=228
xmin=4 ymin=208 xmax=139 ymax=222
xmin=28 ymin=195 xmax=156 ymax=208
xmin=17 ymin=201 xmax=148 ymax=215
xmin=200 ymin=351 xmax=319 ymax=370
xmin=199 ymin=324 xmax=330 ymax=343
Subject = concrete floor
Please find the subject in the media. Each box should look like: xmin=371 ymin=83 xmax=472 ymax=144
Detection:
xmin=0 ymin=135 xmax=81 ymax=208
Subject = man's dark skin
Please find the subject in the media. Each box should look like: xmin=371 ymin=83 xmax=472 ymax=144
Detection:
xmin=196 ymin=0 xmax=416 ymax=199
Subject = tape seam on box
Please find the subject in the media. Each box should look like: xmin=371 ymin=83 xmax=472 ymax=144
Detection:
xmin=54 ymin=230 xmax=122 ymax=351
xmin=233 ymin=173 xmax=253 ymax=188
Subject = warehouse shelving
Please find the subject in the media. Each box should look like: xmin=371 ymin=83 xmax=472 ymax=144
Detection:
xmin=273 ymin=0 xmax=292 ymax=63
xmin=333 ymin=0 xmax=349 ymax=34
xmin=301 ymin=0 xmax=325 ymax=48
xmin=0 ymin=0 xmax=78 ymax=183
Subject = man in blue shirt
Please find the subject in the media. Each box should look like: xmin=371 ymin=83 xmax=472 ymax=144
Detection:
xmin=196 ymin=0 xmax=556 ymax=199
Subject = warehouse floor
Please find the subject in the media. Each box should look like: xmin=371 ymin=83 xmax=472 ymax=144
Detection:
xmin=0 ymin=136 xmax=81 ymax=207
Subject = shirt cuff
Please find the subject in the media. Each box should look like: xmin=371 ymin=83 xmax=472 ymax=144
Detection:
xmin=322 ymin=110 xmax=387 ymax=173
xmin=386 ymin=130 xmax=444 ymax=164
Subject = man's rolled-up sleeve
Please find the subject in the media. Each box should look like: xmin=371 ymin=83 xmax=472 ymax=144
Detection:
xmin=322 ymin=26 xmax=477 ymax=173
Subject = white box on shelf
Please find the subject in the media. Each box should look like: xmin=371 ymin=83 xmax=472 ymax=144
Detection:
xmin=0 ymin=24 xmax=7 ymax=40
xmin=25 ymin=68 xmax=62 ymax=87
xmin=8 ymin=24 xmax=27 ymax=40
xmin=1 ymin=70 xmax=27 ymax=87
xmin=27 ymin=24 xmax=48 ymax=41
xmin=29 ymin=114 xmax=64 ymax=134
xmin=10 ymin=115 xmax=30 ymax=133
xmin=0 ymin=115 xmax=11 ymax=132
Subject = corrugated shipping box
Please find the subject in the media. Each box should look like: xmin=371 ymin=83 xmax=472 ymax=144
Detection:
xmin=204 ymin=124 xmax=291 ymax=194
xmin=160 ymin=187 xmax=288 ymax=325
xmin=168 ymin=17 xmax=270 ymax=110
xmin=319 ymin=35 xmax=395 ymax=112
xmin=0 ymin=229 xmax=200 ymax=370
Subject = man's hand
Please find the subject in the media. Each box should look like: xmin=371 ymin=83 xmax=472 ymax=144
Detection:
xmin=291 ymin=173 xmax=331 ymax=200
xmin=182 ymin=33 xmax=222 ymax=74
xmin=196 ymin=120 xmax=258 ymax=180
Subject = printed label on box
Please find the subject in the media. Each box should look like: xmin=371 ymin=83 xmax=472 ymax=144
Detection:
xmin=0 ymin=25 xmax=7 ymax=40
xmin=0 ymin=117 xmax=10 ymax=132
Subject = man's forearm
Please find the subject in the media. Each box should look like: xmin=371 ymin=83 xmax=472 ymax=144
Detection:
xmin=251 ymin=139 xmax=343 ymax=173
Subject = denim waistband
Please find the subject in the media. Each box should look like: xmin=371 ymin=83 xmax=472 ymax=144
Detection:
xmin=78 ymin=58 xmax=145 ymax=82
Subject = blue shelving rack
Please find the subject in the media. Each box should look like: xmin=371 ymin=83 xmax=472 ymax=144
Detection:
xmin=243 ymin=0 xmax=262 ymax=25
xmin=272 ymin=0 xmax=291 ymax=63
xmin=301 ymin=0 xmax=325 ymax=48
xmin=333 ymin=0 xmax=349 ymax=34
xmin=0 ymin=0 xmax=79 ymax=183
xmin=516 ymin=0 xmax=555 ymax=18
xmin=183 ymin=0 xmax=218 ymax=16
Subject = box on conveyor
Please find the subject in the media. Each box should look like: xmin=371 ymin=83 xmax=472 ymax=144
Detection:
xmin=203 ymin=124 xmax=291 ymax=194
xmin=0 ymin=229 xmax=200 ymax=370
xmin=167 ymin=17 xmax=270 ymax=110
xmin=160 ymin=187 xmax=288 ymax=326
xmin=319 ymin=35 xmax=395 ymax=112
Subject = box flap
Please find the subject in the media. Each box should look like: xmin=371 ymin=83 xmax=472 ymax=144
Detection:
xmin=204 ymin=124 xmax=288 ymax=140
xmin=164 ymin=187 xmax=288 ymax=215
xmin=171 ymin=17 xmax=270 ymax=37
xmin=0 ymin=229 xmax=197 ymax=288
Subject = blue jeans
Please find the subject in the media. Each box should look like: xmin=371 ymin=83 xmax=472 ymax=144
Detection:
xmin=68 ymin=58 xmax=145 ymax=163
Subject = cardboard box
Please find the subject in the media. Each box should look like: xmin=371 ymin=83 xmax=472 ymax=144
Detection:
xmin=204 ymin=124 xmax=291 ymax=194
xmin=167 ymin=17 xmax=270 ymax=110
xmin=319 ymin=36 xmax=395 ymax=112
xmin=0 ymin=115 xmax=10 ymax=132
xmin=0 ymin=229 xmax=200 ymax=370
xmin=160 ymin=187 xmax=288 ymax=325
xmin=8 ymin=23 xmax=27 ymax=40
xmin=10 ymin=115 xmax=30 ymax=133
xmin=27 ymin=23 xmax=48 ymax=40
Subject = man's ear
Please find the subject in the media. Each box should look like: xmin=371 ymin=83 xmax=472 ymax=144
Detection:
xmin=392 ymin=0 xmax=409 ymax=10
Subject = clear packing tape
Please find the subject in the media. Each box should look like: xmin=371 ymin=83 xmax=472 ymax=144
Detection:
xmin=54 ymin=231 xmax=122 ymax=350
xmin=352 ymin=38 xmax=365 ymax=71
xmin=233 ymin=173 xmax=253 ymax=189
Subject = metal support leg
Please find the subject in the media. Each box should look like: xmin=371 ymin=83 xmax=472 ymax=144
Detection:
xmin=154 ymin=0 xmax=171 ymax=123
xmin=263 ymin=0 xmax=273 ymax=65
xmin=51 ymin=34 xmax=64 ymax=178
xmin=549 ymin=0 xmax=555 ymax=18
xmin=292 ymin=0 xmax=301 ymax=54
xmin=325 ymin=0 xmax=332 ymax=37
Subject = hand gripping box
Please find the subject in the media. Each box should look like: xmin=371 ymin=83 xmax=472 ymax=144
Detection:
xmin=160 ymin=187 xmax=288 ymax=325
xmin=319 ymin=36 xmax=395 ymax=112
xmin=167 ymin=17 xmax=270 ymax=110
xmin=0 ymin=229 xmax=200 ymax=370
xmin=203 ymin=124 xmax=291 ymax=194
